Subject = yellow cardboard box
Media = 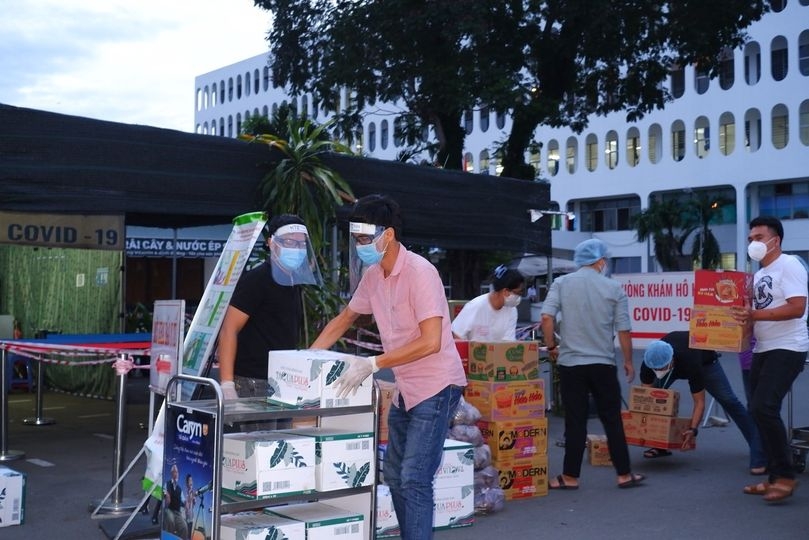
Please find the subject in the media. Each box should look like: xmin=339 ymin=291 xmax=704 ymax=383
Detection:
xmin=477 ymin=418 xmax=548 ymax=461
xmin=586 ymin=434 xmax=612 ymax=467
xmin=492 ymin=454 xmax=549 ymax=500
xmin=464 ymin=380 xmax=545 ymax=421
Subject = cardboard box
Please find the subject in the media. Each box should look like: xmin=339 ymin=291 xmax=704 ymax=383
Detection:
xmin=0 ymin=466 xmax=25 ymax=528
xmin=492 ymin=455 xmax=549 ymax=500
xmin=221 ymin=431 xmax=316 ymax=499
xmin=434 ymin=439 xmax=475 ymax=490
xmin=279 ymin=427 xmax=374 ymax=492
xmin=267 ymin=349 xmax=372 ymax=408
xmin=454 ymin=340 xmax=469 ymax=376
xmin=477 ymin=418 xmax=548 ymax=461
xmin=375 ymin=484 xmax=400 ymax=538
xmin=448 ymin=300 xmax=469 ymax=321
xmin=468 ymin=341 xmax=540 ymax=381
xmin=628 ymin=386 xmax=680 ymax=417
xmin=464 ymin=380 xmax=545 ymax=421
xmin=622 ymin=411 xmax=697 ymax=450
xmin=689 ymin=269 xmax=752 ymax=352
xmin=376 ymin=379 xmax=396 ymax=444
xmin=432 ymin=485 xmax=474 ymax=530
xmin=587 ymin=434 xmax=612 ymax=467
xmin=267 ymin=502 xmax=364 ymax=540
xmin=220 ymin=512 xmax=306 ymax=540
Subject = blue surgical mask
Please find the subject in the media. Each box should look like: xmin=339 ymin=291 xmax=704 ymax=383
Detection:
xmin=278 ymin=247 xmax=306 ymax=270
xmin=356 ymin=243 xmax=383 ymax=265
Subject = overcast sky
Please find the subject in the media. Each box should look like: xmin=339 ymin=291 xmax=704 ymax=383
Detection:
xmin=0 ymin=0 xmax=271 ymax=132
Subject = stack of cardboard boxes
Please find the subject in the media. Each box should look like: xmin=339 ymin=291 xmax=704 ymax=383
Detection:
xmin=464 ymin=341 xmax=549 ymax=500
xmin=622 ymin=386 xmax=696 ymax=452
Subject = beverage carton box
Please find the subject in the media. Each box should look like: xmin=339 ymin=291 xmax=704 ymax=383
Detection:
xmin=220 ymin=512 xmax=305 ymax=540
xmin=221 ymin=431 xmax=316 ymax=499
xmin=464 ymin=380 xmax=545 ymax=420
xmin=434 ymin=439 xmax=475 ymax=490
xmin=477 ymin=418 xmax=548 ymax=461
xmin=432 ymin=485 xmax=474 ymax=530
xmin=266 ymin=502 xmax=364 ymax=540
xmin=468 ymin=341 xmax=540 ymax=381
xmin=587 ymin=434 xmax=612 ymax=467
xmin=621 ymin=411 xmax=697 ymax=450
xmin=375 ymin=484 xmax=400 ymax=538
xmin=279 ymin=427 xmax=374 ymax=492
xmin=492 ymin=454 xmax=549 ymax=500
xmin=267 ymin=349 xmax=372 ymax=408
xmin=628 ymin=386 xmax=680 ymax=417
xmin=689 ymin=269 xmax=752 ymax=352
xmin=0 ymin=466 xmax=25 ymax=528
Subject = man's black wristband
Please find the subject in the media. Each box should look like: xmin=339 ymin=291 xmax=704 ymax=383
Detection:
xmin=689 ymin=427 xmax=699 ymax=437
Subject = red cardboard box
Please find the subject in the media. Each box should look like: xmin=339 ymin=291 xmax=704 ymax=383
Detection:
xmin=689 ymin=269 xmax=752 ymax=352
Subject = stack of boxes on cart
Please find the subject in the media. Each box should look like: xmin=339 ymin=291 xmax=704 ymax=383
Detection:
xmin=219 ymin=349 xmax=375 ymax=540
xmin=462 ymin=340 xmax=549 ymax=501
xmin=375 ymin=379 xmax=477 ymax=537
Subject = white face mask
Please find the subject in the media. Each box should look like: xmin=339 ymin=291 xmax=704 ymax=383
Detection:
xmin=652 ymin=367 xmax=672 ymax=380
xmin=503 ymin=293 xmax=521 ymax=308
xmin=747 ymin=237 xmax=774 ymax=262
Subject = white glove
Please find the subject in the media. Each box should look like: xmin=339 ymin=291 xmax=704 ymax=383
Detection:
xmin=221 ymin=381 xmax=239 ymax=400
xmin=334 ymin=356 xmax=379 ymax=399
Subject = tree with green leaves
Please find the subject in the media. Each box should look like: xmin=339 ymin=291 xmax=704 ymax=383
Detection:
xmin=253 ymin=0 xmax=766 ymax=179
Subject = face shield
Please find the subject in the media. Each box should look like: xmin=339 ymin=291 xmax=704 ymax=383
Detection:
xmin=268 ymin=223 xmax=323 ymax=286
xmin=348 ymin=221 xmax=386 ymax=293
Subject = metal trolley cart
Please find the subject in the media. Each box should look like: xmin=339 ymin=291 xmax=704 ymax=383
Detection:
xmin=787 ymin=359 xmax=809 ymax=473
xmin=164 ymin=374 xmax=379 ymax=540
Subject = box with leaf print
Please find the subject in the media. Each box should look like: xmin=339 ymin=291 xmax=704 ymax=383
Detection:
xmin=221 ymin=431 xmax=316 ymax=500
xmin=433 ymin=438 xmax=475 ymax=490
xmin=267 ymin=349 xmax=373 ymax=409
xmin=280 ymin=427 xmax=374 ymax=492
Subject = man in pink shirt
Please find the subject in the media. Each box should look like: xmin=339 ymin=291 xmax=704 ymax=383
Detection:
xmin=311 ymin=194 xmax=466 ymax=540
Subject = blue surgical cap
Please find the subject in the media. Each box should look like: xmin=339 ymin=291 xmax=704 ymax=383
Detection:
xmin=573 ymin=239 xmax=609 ymax=267
xmin=644 ymin=341 xmax=674 ymax=369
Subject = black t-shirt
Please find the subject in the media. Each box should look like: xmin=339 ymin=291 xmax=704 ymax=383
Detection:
xmin=639 ymin=330 xmax=716 ymax=394
xmin=228 ymin=261 xmax=302 ymax=379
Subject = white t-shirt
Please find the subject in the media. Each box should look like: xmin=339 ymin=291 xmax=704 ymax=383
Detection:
xmin=451 ymin=292 xmax=518 ymax=341
xmin=753 ymin=253 xmax=809 ymax=352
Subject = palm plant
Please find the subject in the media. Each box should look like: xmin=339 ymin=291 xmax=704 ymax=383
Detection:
xmin=688 ymin=192 xmax=729 ymax=270
xmin=633 ymin=198 xmax=694 ymax=271
xmin=240 ymin=115 xmax=355 ymax=343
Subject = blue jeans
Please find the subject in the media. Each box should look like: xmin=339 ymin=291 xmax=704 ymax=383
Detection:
xmin=750 ymin=349 xmax=806 ymax=480
xmin=384 ymin=385 xmax=462 ymax=540
xmin=701 ymin=360 xmax=766 ymax=469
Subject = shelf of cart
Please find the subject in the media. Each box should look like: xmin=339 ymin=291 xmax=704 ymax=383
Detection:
xmin=220 ymin=486 xmax=373 ymax=514
xmin=172 ymin=397 xmax=374 ymax=422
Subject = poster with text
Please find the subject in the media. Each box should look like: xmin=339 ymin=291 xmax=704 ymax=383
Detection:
xmin=150 ymin=300 xmax=186 ymax=395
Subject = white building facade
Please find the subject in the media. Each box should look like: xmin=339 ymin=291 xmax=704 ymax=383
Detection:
xmin=194 ymin=1 xmax=809 ymax=274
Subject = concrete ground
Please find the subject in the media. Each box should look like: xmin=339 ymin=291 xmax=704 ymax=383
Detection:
xmin=1 ymin=351 xmax=808 ymax=540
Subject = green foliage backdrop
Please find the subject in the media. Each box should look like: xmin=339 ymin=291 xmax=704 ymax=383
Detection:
xmin=0 ymin=245 xmax=122 ymax=398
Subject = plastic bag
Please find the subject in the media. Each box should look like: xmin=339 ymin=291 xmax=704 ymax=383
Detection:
xmin=474 ymin=465 xmax=499 ymax=489
xmin=449 ymin=424 xmax=484 ymax=447
xmin=474 ymin=486 xmax=506 ymax=514
xmin=473 ymin=443 xmax=492 ymax=470
xmin=452 ymin=396 xmax=482 ymax=426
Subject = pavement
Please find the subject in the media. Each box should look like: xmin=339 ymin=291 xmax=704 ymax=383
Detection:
xmin=1 ymin=351 xmax=808 ymax=540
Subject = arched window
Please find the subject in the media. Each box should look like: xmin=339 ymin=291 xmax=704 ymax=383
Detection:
xmin=800 ymin=100 xmax=809 ymax=146
xmin=547 ymin=140 xmax=559 ymax=176
xmin=480 ymin=105 xmax=490 ymax=132
xmin=719 ymin=112 xmax=736 ymax=155
xmin=236 ymin=75 xmax=243 ymax=99
xmin=771 ymin=36 xmax=789 ymax=81
xmin=301 ymin=96 xmax=309 ymax=117
xmin=464 ymin=110 xmax=474 ymax=135
xmin=380 ymin=120 xmax=389 ymax=150
xmin=719 ymin=48 xmax=735 ymax=90
xmin=253 ymin=69 xmax=260 ymax=94
xmin=744 ymin=42 xmax=761 ymax=85
xmin=211 ymin=83 xmax=217 ymax=107
xmin=605 ymin=131 xmax=618 ymax=169
xmin=227 ymin=78 xmax=234 ymax=102
xmin=393 ymin=116 xmax=405 ymax=147
xmin=244 ymin=72 xmax=251 ymax=96
xmin=694 ymin=116 xmax=710 ymax=158
xmin=800 ymin=30 xmax=809 ymax=76
xmin=566 ymin=137 xmax=578 ymax=174
xmin=496 ymin=111 xmax=506 ymax=129
xmin=464 ymin=152 xmax=474 ymax=172
xmin=670 ymin=65 xmax=685 ymax=98
xmin=772 ymin=104 xmax=789 ymax=149
xmin=744 ymin=108 xmax=762 ymax=152
xmin=626 ymin=127 xmax=641 ymax=167
xmin=227 ymin=115 xmax=233 ymax=137
xmin=585 ymin=134 xmax=598 ymax=171
xmin=196 ymin=88 xmax=202 ymax=112
xmin=263 ymin=66 xmax=270 ymax=91
xmin=479 ymin=150 xmax=490 ymax=174
xmin=694 ymin=66 xmax=710 ymax=94
xmin=219 ymin=117 xmax=225 ymax=137
xmin=648 ymin=124 xmax=662 ymax=164
xmin=671 ymin=120 xmax=686 ymax=162
xmin=368 ymin=122 xmax=376 ymax=152
xmin=528 ymin=144 xmax=540 ymax=177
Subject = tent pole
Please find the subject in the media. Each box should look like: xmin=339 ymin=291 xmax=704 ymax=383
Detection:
xmin=0 ymin=348 xmax=25 ymax=461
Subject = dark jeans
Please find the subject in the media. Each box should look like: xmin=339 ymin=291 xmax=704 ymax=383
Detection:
xmin=559 ymin=364 xmax=632 ymax=477
xmin=749 ymin=349 xmax=806 ymax=480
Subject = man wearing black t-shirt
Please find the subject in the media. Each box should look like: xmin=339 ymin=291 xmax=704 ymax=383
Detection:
xmin=641 ymin=331 xmax=766 ymax=474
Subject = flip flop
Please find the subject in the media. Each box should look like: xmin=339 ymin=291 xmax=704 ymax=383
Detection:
xmin=763 ymin=480 xmax=798 ymax=503
xmin=743 ymin=482 xmax=769 ymax=495
xmin=749 ymin=466 xmax=767 ymax=476
xmin=643 ymin=448 xmax=672 ymax=459
xmin=548 ymin=474 xmax=579 ymax=490
xmin=618 ymin=473 xmax=645 ymax=489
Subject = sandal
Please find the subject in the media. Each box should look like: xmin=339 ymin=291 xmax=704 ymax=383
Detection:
xmin=643 ymin=448 xmax=672 ymax=459
xmin=743 ymin=482 xmax=769 ymax=495
xmin=763 ymin=479 xmax=798 ymax=502
xmin=749 ymin=466 xmax=767 ymax=476
xmin=548 ymin=474 xmax=579 ymax=490
xmin=617 ymin=473 xmax=645 ymax=488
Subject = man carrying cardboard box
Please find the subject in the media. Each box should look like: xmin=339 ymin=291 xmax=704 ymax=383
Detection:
xmin=641 ymin=332 xmax=766 ymax=475
xmin=731 ymin=216 xmax=808 ymax=503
